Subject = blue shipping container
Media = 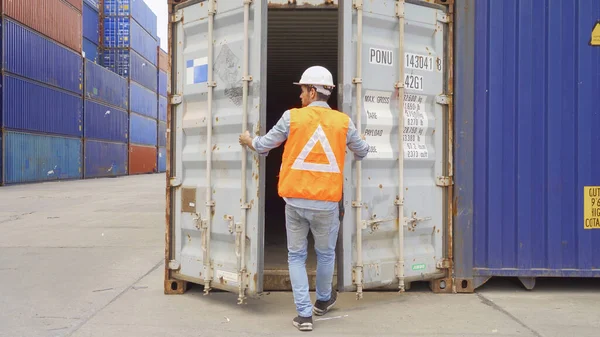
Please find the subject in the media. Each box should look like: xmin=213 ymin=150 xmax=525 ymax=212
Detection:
xmin=158 ymin=95 xmax=167 ymax=122
xmin=3 ymin=18 xmax=83 ymax=95
xmin=83 ymin=2 xmax=100 ymax=43
xmin=103 ymin=16 xmax=158 ymax=65
xmin=129 ymin=112 xmax=157 ymax=146
xmin=84 ymin=60 xmax=129 ymax=110
xmin=157 ymin=147 xmax=166 ymax=173
xmin=103 ymin=0 xmax=158 ymax=38
xmin=83 ymin=38 xmax=100 ymax=64
xmin=2 ymin=75 xmax=83 ymax=137
xmin=84 ymin=140 xmax=128 ymax=178
xmin=453 ymin=0 xmax=600 ymax=291
xmin=158 ymin=121 xmax=166 ymax=147
xmin=158 ymin=70 xmax=167 ymax=97
xmin=84 ymin=0 xmax=100 ymax=10
xmin=130 ymin=81 xmax=158 ymax=119
xmin=84 ymin=100 xmax=129 ymax=142
xmin=2 ymin=131 xmax=82 ymax=184
xmin=103 ymin=49 xmax=158 ymax=91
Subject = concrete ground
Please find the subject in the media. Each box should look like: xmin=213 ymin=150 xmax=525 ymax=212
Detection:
xmin=0 ymin=175 xmax=598 ymax=337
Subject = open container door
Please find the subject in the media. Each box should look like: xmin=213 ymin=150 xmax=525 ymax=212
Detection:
xmin=166 ymin=0 xmax=267 ymax=303
xmin=338 ymin=0 xmax=452 ymax=297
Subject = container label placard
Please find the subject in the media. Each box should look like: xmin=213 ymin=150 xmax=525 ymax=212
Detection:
xmin=403 ymin=94 xmax=429 ymax=159
xmin=364 ymin=90 xmax=394 ymax=159
xmin=584 ymin=186 xmax=600 ymax=229
xmin=369 ymin=48 xmax=394 ymax=66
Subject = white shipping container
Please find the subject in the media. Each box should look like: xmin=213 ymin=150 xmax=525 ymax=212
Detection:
xmin=165 ymin=0 xmax=453 ymax=302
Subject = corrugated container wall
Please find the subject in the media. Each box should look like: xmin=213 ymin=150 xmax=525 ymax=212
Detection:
xmin=103 ymin=16 xmax=158 ymax=65
xmin=2 ymin=0 xmax=83 ymax=52
xmin=84 ymin=60 xmax=128 ymax=110
xmin=454 ymin=0 xmax=600 ymax=291
xmin=157 ymin=146 xmax=166 ymax=173
xmin=158 ymin=70 xmax=167 ymax=97
xmin=103 ymin=49 xmax=157 ymax=91
xmin=130 ymin=81 xmax=158 ymax=119
xmin=103 ymin=0 xmax=157 ymax=37
xmin=2 ymin=131 xmax=82 ymax=184
xmin=83 ymin=38 xmax=100 ymax=63
xmin=83 ymin=2 xmax=100 ymax=43
xmin=129 ymin=113 xmax=157 ymax=146
xmin=158 ymin=95 xmax=167 ymax=122
xmin=63 ymin=0 xmax=83 ymax=12
xmin=157 ymin=121 xmax=166 ymax=147
xmin=2 ymin=75 xmax=83 ymax=137
xmin=3 ymin=19 xmax=83 ymax=95
xmin=129 ymin=144 xmax=156 ymax=174
xmin=84 ymin=140 xmax=128 ymax=178
xmin=83 ymin=100 xmax=128 ymax=143
xmin=158 ymin=48 xmax=168 ymax=72
xmin=84 ymin=0 xmax=99 ymax=10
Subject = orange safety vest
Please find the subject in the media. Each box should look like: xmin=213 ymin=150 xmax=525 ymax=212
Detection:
xmin=278 ymin=106 xmax=350 ymax=202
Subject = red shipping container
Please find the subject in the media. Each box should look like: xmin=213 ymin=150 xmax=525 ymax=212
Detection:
xmin=63 ymin=0 xmax=82 ymax=12
xmin=129 ymin=145 xmax=157 ymax=174
xmin=2 ymin=0 xmax=83 ymax=52
xmin=158 ymin=47 xmax=169 ymax=73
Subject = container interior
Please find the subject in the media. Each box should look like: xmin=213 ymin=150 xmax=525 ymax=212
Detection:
xmin=263 ymin=7 xmax=339 ymax=289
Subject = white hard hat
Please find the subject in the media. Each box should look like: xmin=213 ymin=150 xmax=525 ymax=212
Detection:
xmin=293 ymin=66 xmax=335 ymax=89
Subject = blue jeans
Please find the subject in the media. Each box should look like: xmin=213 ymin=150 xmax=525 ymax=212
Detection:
xmin=285 ymin=204 xmax=340 ymax=317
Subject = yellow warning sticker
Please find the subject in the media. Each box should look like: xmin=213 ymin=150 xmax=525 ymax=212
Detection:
xmin=590 ymin=21 xmax=600 ymax=46
xmin=584 ymin=186 xmax=600 ymax=229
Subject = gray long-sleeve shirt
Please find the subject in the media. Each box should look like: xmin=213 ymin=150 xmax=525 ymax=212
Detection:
xmin=251 ymin=101 xmax=369 ymax=211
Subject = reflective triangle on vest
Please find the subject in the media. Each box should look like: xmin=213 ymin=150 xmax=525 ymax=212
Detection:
xmin=291 ymin=124 xmax=341 ymax=173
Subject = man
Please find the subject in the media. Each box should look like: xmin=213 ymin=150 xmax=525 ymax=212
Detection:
xmin=239 ymin=66 xmax=369 ymax=332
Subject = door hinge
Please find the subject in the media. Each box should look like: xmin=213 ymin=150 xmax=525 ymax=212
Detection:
xmin=436 ymin=259 xmax=451 ymax=269
xmin=436 ymin=176 xmax=453 ymax=187
xmin=436 ymin=94 xmax=451 ymax=105
xmin=171 ymin=94 xmax=182 ymax=105
xmin=395 ymin=1 xmax=405 ymax=18
xmin=168 ymin=260 xmax=181 ymax=270
xmin=437 ymin=11 xmax=450 ymax=24
xmin=353 ymin=0 xmax=363 ymax=10
xmin=170 ymin=10 xmax=183 ymax=23
xmin=169 ymin=177 xmax=181 ymax=187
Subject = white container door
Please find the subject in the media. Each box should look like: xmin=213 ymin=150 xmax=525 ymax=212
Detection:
xmin=338 ymin=0 xmax=451 ymax=296
xmin=169 ymin=0 xmax=267 ymax=302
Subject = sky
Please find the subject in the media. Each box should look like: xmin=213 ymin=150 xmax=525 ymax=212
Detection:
xmin=145 ymin=0 xmax=169 ymax=51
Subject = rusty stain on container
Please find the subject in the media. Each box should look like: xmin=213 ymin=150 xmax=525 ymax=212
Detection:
xmin=129 ymin=145 xmax=157 ymax=174
xmin=158 ymin=47 xmax=169 ymax=73
xmin=378 ymin=184 xmax=383 ymax=189
xmin=2 ymin=0 xmax=83 ymax=52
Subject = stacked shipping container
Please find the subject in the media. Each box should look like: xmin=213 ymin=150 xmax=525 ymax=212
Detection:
xmin=83 ymin=0 xmax=101 ymax=63
xmin=1 ymin=0 xmax=84 ymax=184
xmin=157 ymin=48 xmax=168 ymax=173
xmin=102 ymin=0 xmax=159 ymax=174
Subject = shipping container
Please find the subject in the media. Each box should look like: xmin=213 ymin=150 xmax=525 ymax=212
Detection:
xmin=63 ymin=0 xmax=83 ymax=12
xmin=83 ymin=139 xmax=128 ymax=178
xmin=158 ymin=47 xmax=169 ymax=72
xmin=1 ymin=75 xmax=83 ymax=137
xmin=83 ymin=2 xmax=100 ymax=44
xmin=83 ymin=99 xmax=128 ymax=142
xmin=103 ymin=49 xmax=158 ymax=91
xmin=164 ymin=0 xmax=452 ymax=297
xmin=158 ymin=70 xmax=168 ymax=97
xmin=103 ymin=0 xmax=157 ymax=38
xmin=157 ymin=146 xmax=166 ymax=173
xmin=129 ymin=112 xmax=157 ymax=146
xmin=2 ymin=0 xmax=83 ymax=52
xmin=84 ymin=59 xmax=129 ymax=110
xmin=157 ymin=121 xmax=166 ymax=147
xmin=103 ymin=16 xmax=158 ymax=65
xmin=130 ymin=81 xmax=158 ymax=119
xmin=453 ymin=0 xmax=600 ymax=292
xmin=129 ymin=144 xmax=156 ymax=174
xmin=3 ymin=18 xmax=83 ymax=95
xmin=158 ymin=95 xmax=167 ymax=122
xmin=1 ymin=131 xmax=82 ymax=185
xmin=83 ymin=38 xmax=100 ymax=63
xmin=84 ymin=0 xmax=99 ymax=10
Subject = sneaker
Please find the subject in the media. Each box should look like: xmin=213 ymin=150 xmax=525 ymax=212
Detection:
xmin=312 ymin=290 xmax=337 ymax=316
xmin=292 ymin=315 xmax=313 ymax=331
